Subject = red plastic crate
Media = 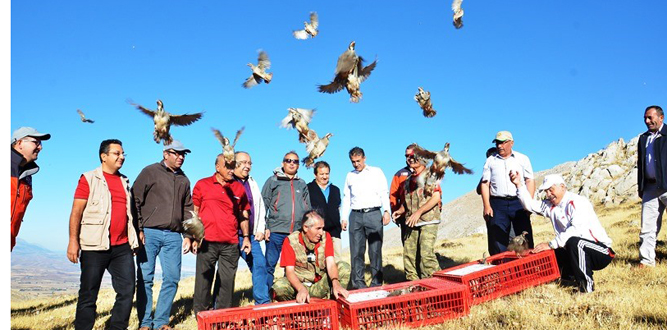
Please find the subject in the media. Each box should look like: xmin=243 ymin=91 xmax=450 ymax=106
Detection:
xmin=196 ymin=298 xmax=339 ymax=330
xmin=337 ymin=280 xmax=469 ymax=329
xmin=433 ymin=250 xmax=560 ymax=305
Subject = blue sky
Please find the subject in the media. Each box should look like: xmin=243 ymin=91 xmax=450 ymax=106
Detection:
xmin=9 ymin=0 xmax=667 ymax=256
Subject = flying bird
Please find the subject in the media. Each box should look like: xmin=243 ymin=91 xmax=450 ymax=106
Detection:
xmin=280 ymin=107 xmax=315 ymax=143
xmin=318 ymin=41 xmax=377 ymax=103
xmin=183 ymin=210 xmax=205 ymax=245
xmin=507 ymin=231 xmax=530 ymax=257
xmin=212 ymin=126 xmax=245 ymax=167
xmin=131 ymin=99 xmax=203 ymax=145
xmin=452 ymin=0 xmax=464 ymax=29
xmin=302 ymin=130 xmax=333 ymax=168
xmin=243 ymin=50 xmax=272 ymax=88
xmin=76 ymin=109 xmax=95 ymax=123
xmin=413 ymin=143 xmax=473 ymax=195
xmin=293 ymin=12 xmax=319 ymax=39
xmin=414 ymin=87 xmax=437 ymax=118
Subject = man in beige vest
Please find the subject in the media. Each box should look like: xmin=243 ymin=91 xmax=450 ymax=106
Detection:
xmin=392 ymin=153 xmax=442 ymax=280
xmin=67 ymin=139 xmax=139 ymax=330
xmin=272 ymin=210 xmax=350 ymax=303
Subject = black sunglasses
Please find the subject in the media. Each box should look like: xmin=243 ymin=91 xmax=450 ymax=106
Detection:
xmin=283 ymin=158 xmax=299 ymax=164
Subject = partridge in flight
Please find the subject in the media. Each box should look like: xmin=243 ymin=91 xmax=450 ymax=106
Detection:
xmin=318 ymin=41 xmax=377 ymax=103
xmin=302 ymin=130 xmax=333 ymax=168
xmin=452 ymin=0 xmax=464 ymax=29
xmin=243 ymin=50 xmax=272 ymax=88
xmin=77 ymin=109 xmax=95 ymax=123
xmin=415 ymin=87 xmax=437 ymax=118
xmin=293 ymin=12 xmax=319 ymax=39
xmin=281 ymin=108 xmax=315 ymax=143
xmin=132 ymin=99 xmax=203 ymax=145
xmin=413 ymin=142 xmax=473 ymax=195
xmin=212 ymin=126 xmax=245 ymax=167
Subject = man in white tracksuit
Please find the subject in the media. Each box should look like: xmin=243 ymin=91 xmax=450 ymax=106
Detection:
xmin=510 ymin=173 xmax=615 ymax=293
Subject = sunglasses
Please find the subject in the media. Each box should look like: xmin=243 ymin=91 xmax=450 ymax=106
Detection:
xmin=283 ymin=158 xmax=299 ymax=164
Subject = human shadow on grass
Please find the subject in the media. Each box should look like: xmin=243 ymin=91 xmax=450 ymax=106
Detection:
xmin=10 ymin=297 xmax=78 ymax=316
xmin=170 ymin=295 xmax=195 ymax=325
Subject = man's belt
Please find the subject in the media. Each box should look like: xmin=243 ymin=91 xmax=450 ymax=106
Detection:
xmin=352 ymin=207 xmax=381 ymax=213
xmin=490 ymin=195 xmax=518 ymax=201
xmin=646 ymin=178 xmax=657 ymax=184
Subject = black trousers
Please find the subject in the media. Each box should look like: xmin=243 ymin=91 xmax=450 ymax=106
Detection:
xmin=194 ymin=241 xmax=239 ymax=313
xmin=486 ymin=198 xmax=534 ymax=255
xmin=349 ymin=209 xmax=383 ymax=289
xmin=75 ymin=243 xmax=135 ymax=330
xmin=555 ymin=237 xmax=615 ymax=293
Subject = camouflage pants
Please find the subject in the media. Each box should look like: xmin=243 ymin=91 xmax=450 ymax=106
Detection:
xmin=403 ymin=224 xmax=439 ymax=281
xmin=272 ymin=261 xmax=350 ymax=301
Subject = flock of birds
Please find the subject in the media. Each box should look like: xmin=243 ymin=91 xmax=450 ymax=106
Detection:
xmin=73 ymin=0 xmax=470 ymax=194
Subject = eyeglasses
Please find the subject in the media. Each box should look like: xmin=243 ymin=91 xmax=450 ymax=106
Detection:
xmin=167 ymin=150 xmax=186 ymax=158
xmin=108 ymin=151 xmax=126 ymax=157
xmin=237 ymin=160 xmax=252 ymax=166
xmin=23 ymin=138 xmax=42 ymax=146
xmin=283 ymin=158 xmax=299 ymax=164
xmin=495 ymin=140 xmax=511 ymax=146
xmin=405 ymin=154 xmax=415 ymax=159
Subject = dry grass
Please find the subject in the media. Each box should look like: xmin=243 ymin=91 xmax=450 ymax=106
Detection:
xmin=11 ymin=201 xmax=667 ymax=329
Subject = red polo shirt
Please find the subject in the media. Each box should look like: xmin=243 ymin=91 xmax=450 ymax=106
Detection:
xmin=280 ymin=232 xmax=334 ymax=268
xmin=192 ymin=174 xmax=250 ymax=244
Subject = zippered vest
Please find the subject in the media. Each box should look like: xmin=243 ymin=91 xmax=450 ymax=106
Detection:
xmin=80 ymin=167 xmax=139 ymax=251
xmin=287 ymin=231 xmax=326 ymax=283
xmin=404 ymin=176 xmax=441 ymax=224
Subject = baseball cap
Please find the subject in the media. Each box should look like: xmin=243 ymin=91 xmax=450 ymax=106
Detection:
xmin=538 ymin=174 xmax=566 ymax=191
xmin=492 ymin=131 xmax=513 ymax=143
xmin=11 ymin=127 xmax=51 ymax=144
xmin=163 ymin=140 xmax=191 ymax=153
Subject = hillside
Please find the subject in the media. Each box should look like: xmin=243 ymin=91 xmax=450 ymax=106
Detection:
xmin=10 ymin=201 xmax=667 ymax=330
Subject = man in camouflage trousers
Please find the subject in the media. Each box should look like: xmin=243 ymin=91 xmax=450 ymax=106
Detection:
xmin=272 ymin=210 xmax=350 ymax=303
xmin=392 ymin=153 xmax=442 ymax=280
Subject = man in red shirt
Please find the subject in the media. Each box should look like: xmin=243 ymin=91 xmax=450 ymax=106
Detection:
xmin=191 ymin=154 xmax=251 ymax=313
xmin=272 ymin=210 xmax=349 ymax=303
xmin=66 ymin=139 xmax=139 ymax=330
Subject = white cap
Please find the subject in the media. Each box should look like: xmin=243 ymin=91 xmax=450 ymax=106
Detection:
xmin=538 ymin=174 xmax=566 ymax=191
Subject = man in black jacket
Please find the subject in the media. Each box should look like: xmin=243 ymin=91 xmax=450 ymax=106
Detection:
xmin=307 ymin=161 xmax=342 ymax=262
xmin=132 ymin=141 xmax=194 ymax=330
xmin=638 ymin=105 xmax=667 ymax=268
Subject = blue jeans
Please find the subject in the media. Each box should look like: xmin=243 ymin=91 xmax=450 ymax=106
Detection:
xmin=486 ymin=198 xmax=534 ymax=255
xmin=238 ymin=234 xmax=270 ymax=304
xmin=136 ymin=228 xmax=182 ymax=329
xmin=265 ymin=232 xmax=289 ymax=293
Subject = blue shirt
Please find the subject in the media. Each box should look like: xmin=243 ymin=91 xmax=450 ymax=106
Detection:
xmin=320 ymin=183 xmax=330 ymax=203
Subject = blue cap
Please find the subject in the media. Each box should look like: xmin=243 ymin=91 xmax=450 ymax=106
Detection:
xmin=163 ymin=140 xmax=191 ymax=153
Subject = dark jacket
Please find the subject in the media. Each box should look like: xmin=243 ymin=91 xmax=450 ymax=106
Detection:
xmin=262 ymin=167 xmax=310 ymax=234
xmin=638 ymin=125 xmax=667 ymax=195
xmin=307 ymin=180 xmax=342 ymax=238
xmin=131 ymin=161 xmax=194 ymax=232
xmin=10 ymin=148 xmax=39 ymax=251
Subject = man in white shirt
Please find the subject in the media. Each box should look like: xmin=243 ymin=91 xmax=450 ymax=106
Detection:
xmin=511 ymin=173 xmax=615 ymax=293
xmin=637 ymin=105 xmax=667 ymax=267
xmin=341 ymin=147 xmax=391 ymax=288
xmin=480 ymin=131 xmax=535 ymax=255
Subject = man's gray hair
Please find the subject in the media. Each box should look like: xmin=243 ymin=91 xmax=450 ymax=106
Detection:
xmin=301 ymin=210 xmax=324 ymax=229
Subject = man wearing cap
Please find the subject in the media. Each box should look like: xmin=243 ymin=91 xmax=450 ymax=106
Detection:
xmin=11 ymin=127 xmax=51 ymax=251
xmin=480 ymin=131 xmax=535 ymax=255
xmin=637 ymin=105 xmax=667 ymax=268
xmin=67 ymin=139 xmax=139 ymax=330
xmin=510 ymin=173 xmax=614 ymax=293
xmin=132 ymin=141 xmax=194 ymax=330
xmin=341 ymin=147 xmax=391 ymax=289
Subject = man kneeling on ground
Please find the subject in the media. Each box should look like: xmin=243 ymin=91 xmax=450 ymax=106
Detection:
xmin=272 ymin=210 xmax=350 ymax=303
xmin=510 ymin=173 xmax=615 ymax=293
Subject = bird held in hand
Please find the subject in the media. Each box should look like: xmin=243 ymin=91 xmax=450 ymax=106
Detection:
xmin=183 ymin=210 xmax=205 ymax=244
xmin=212 ymin=126 xmax=245 ymax=167
xmin=507 ymin=231 xmax=530 ymax=257
xmin=243 ymin=50 xmax=272 ymax=88
xmin=414 ymin=87 xmax=437 ymax=118
xmin=281 ymin=108 xmax=315 ymax=143
xmin=293 ymin=12 xmax=319 ymax=39
xmin=131 ymin=99 xmax=203 ymax=145
xmin=318 ymin=41 xmax=377 ymax=103
xmin=452 ymin=0 xmax=464 ymax=29
xmin=77 ymin=109 xmax=95 ymax=123
xmin=302 ymin=130 xmax=333 ymax=168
